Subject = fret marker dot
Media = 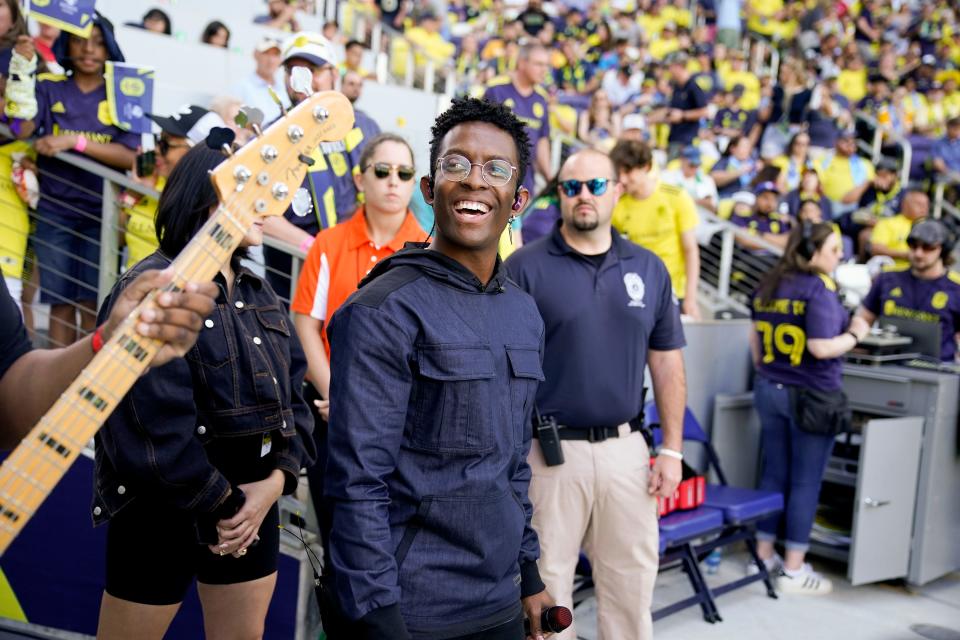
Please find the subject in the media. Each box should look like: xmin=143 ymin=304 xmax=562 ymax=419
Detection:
xmin=235 ymin=301 xmax=244 ymax=309
xmin=205 ymin=319 xmax=215 ymax=328
xmin=253 ymin=337 xmax=262 ymax=345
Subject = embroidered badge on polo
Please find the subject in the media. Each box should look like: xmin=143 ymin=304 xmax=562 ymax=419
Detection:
xmin=624 ymin=272 xmax=646 ymax=308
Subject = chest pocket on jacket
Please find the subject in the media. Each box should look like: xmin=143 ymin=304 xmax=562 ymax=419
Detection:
xmin=256 ymin=306 xmax=292 ymax=359
xmin=506 ymin=346 xmax=545 ymax=447
xmin=413 ymin=345 xmax=495 ymax=453
xmin=187 ymin=306 xmax=236 ymax=369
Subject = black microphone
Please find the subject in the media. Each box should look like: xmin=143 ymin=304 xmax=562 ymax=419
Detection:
xmin=523 ymin=606 xmax=573 ymax=635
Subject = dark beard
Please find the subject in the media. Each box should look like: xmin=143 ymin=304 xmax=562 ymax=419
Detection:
xmin=572 ymin=217 xmax=600 ymax=231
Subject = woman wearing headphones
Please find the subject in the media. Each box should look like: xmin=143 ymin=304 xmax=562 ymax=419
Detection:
xmin=749 ymin=222 xmax=870 ymax=595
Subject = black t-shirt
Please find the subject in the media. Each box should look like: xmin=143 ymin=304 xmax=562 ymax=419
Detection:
xmin=668 ymin=77 xmax=707 ymax=144
xmin=0 ymin=278 xmax=32 ymax=382
xmin=575 ymin=249 xmax=609 ymax=269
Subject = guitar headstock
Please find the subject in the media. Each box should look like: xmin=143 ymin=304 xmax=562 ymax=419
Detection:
xmin=209 ymin=91 xmax=354 ymax=222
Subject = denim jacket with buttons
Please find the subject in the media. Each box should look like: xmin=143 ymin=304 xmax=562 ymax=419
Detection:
xmin=324 ymin=248 xmax=546 ymax=639
xmin=91 ymin=252 xmax=316 ymax=525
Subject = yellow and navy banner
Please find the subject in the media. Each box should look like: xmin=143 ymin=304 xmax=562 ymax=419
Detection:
xmin=27 ymin=0 xmax=97 ymax=39
xmin=105 ymin=62 xmax=155 ymax=134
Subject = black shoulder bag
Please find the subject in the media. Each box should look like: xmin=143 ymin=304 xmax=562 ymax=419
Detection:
xmin=790 ymin=386 xmax=852 ymax=437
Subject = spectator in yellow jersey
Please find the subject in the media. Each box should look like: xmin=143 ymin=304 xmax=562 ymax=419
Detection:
xmin=397 ymin=11 xmax=455 ymax=79
xmin=836 ymin=53 xmax=868 ymax=105
xmin=611 ymin=139 xmax=702 ymax=318
xmin=818 ymin=128 xmax=875 ymax=217
xmin=340 ymin=39 xmax=376 ymax=79
xmin=870 ymin=189 xmax=930 ymax=268
xmin=722 ymin=50 xmax=762 ymax=111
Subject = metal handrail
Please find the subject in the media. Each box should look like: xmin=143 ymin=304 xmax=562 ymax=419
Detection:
xmin=697 ymin=211 xmax=784 ymax=306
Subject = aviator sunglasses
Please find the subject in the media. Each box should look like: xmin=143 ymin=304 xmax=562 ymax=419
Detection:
xmin=559 ymin=178 xmax=611 ymax=197
xmin=364 ymin=163 xmax=416 ymax=181
xmin=907 ymin=239 xmax=940 ymax=253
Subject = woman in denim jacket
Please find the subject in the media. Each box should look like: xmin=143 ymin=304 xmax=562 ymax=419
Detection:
xmin=93 ymin=145 xmax=315 ymax=638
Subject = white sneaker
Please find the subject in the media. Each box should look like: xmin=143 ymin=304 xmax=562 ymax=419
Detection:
xmin=746 ymin=551 xmax=782 ymax=576
xmin=776 ymin=563 xmax=834 ymax=595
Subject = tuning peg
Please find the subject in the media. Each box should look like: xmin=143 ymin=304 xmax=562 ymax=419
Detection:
xmin=206 ymin=127 xmax=237 ymax=157
xmin=238 ymin=106 xmax=265 ymax=137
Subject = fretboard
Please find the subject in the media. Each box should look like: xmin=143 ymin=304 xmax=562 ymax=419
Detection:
xmin=0 ymin=205 xmax=251 ymax=555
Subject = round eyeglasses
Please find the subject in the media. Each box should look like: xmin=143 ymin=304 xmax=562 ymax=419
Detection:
xmin=436 ymin=154 xmax=517 ymax=187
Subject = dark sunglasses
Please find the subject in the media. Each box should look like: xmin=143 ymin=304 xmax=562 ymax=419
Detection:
xmin=365 ymin=162 xmax=416 ymax=181
xmin=559 ymin=178 xmax=610 ymax=197
xmin=907 ymin=239 xmax=940 ymax=252
xmin=158 ymin=137 xmax=191 ymax=156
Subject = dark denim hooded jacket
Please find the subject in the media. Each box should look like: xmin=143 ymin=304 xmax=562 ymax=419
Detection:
xmin=325 ymin=248 xmax=546 ymax=639
xmin=92 ymin=252 xmax=315 ymax=525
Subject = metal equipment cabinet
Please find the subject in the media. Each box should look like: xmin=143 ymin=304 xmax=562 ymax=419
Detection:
xmin=711 ymin=364 xmax=959 ymax=587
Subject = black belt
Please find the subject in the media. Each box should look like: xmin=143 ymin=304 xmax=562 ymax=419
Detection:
xmin=555 ymin=422 xmax=645 ymax=443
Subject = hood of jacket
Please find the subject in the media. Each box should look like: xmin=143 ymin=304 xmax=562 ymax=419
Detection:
xmin=359 ymin=244 xmax=510 ymax=294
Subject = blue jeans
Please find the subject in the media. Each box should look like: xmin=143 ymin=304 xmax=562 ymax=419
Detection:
xmin=33 ymin=207 xmax=100 ymax=304
xmin=754 ymin=375 xmax=836 ymax=552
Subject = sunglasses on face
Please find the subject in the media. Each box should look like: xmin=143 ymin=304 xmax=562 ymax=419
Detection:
xmin=158 ymin=137 xmax=190 ymax=156
xmin=907 ymin=239 xmax=941 ymax=252
xmin=437 ymin=154 xmax=517 ymax=187
xmin=559 ymin=178 xmax=610 ymax=197
xmin=365 ymin=162 xmax=416 ymax=181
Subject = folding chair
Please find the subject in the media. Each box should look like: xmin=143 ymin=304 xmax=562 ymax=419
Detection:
xmin=645 ymin=402 xmax=782 ymax=611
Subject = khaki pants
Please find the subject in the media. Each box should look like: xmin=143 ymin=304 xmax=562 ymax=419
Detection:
xmin=529 ymin=427 xmax=659 ymax=640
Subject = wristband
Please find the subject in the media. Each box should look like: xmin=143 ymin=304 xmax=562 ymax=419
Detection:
xmin=658 ymin=448 xmax=684 ymax=461
xmin=846 ymin=330 xmax=860 ymax=344
xmin=298 ymin=236 xmax=315 ymax=253
xmin=74 ymin=134 xmax=88 ymax=153
xmin=91 ymin=325 xmax=106 ymax=354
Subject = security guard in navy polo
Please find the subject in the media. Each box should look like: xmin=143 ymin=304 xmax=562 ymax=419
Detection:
xmin=505 ymin=148 xmax=687 ymax=640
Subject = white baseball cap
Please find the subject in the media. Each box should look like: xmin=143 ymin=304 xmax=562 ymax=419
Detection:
xmin=282 ymin=31 xmax=338 ymax=68
xmin=255 ymin=36 xmax=283 ymax=53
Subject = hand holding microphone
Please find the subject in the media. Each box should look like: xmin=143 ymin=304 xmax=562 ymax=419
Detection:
xmin=523 ymin=605 xmax=573 ymax=638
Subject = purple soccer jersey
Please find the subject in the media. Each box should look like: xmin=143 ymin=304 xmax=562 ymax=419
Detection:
xmin=862 ymin=268 xmax=960 ymax=361
xmin=33 ymin=74 xmax=139 ymax=217
xmin=751 ymin=272 xmax=849 ymax=391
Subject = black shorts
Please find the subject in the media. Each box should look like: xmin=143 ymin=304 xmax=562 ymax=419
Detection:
xmin=105 ymin=498 xmax=280 ymax=605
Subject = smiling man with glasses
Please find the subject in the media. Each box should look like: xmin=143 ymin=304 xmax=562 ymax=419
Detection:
xmin=505 ymin=148 xmax=687 ymax=640
xmin=323 ymin=97 xmax=555 ymax=640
